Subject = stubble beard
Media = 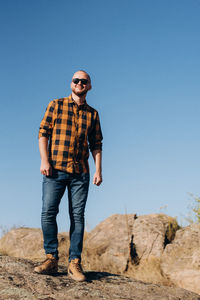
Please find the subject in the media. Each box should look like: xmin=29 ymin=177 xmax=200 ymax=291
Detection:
xmin=74 ymin=89 xmax=88 ymax=96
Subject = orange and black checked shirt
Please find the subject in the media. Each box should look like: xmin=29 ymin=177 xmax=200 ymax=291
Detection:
xmin=38 ymin=95 xmax=103 ymax=174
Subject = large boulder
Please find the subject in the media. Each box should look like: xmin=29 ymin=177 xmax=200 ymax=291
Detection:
xmin=161 ymin=223 xmax=200 ymax=294
xmin=0 ymin=228 xmax=69 ymax=262
xmin=131 ymin=213 xmax=178 ymax=259
xmin=84 ymin=213 xmax=178 ymax=274
xmin=84 ymin=214 xmax=133 ymax=273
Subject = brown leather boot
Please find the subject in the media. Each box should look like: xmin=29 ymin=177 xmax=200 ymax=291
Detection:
xmin=34 ymin=254 xmax=58 ymax=274
xmin=68 ymin=258 xmax=86 ymax=281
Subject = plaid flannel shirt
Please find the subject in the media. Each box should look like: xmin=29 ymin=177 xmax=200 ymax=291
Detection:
xmin=38 ymin=95 xmax=103 ymax=174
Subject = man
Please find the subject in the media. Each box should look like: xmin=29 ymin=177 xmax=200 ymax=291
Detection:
xmin=34 ymin=70 xmax=103 ymax=281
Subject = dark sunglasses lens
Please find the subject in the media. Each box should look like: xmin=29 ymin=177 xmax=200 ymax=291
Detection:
xmin=80 ymin=79 xmax=88 ymax=85
xmin=73 ymin=78 xmax=79 ymax=84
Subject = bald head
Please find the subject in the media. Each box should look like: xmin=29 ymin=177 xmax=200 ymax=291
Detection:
xmin=72 ymin=70 xmax=91 ymax=83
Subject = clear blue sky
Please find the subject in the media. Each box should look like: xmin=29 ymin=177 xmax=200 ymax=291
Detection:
xmin=1 ymin=0 xmax=200 ymax=234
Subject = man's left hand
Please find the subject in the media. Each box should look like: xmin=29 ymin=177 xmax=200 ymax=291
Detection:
xmin=93 ymin=172 xmax=102 ymax=186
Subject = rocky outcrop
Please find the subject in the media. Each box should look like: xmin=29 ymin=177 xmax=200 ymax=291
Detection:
xmin=0 ymin=214 xmax=178 ymax=270
xmin=131 ymin=213 xmax=178 ymax=259
xmin=4 ymin=214 xmax=200 ymax=295
xmin=1 ymin=255 xmax=200 ymax=300
xmin=0 ymin=214 xmax=179 ymax=287
xmin=0 ymin=228 xmax=45 ymax=260
xmin=84 ymin=214 xmax=133 ymax=273
xmin=84 ymin=213 xmax=178 ymax=273
xmin=0 ymin=228 xmax=69 ymax=262
xmin=161 ymin=223 xmax=200 ymax=294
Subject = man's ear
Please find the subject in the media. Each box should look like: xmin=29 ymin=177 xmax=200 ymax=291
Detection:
xmin=88 ymin=83 xmax=92 ymax=91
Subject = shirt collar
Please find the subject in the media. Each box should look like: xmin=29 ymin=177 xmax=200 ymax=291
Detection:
xmin=69 ymin=94 xmax=87 ymax=109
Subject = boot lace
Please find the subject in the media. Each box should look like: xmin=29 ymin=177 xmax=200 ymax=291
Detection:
xmin=72 ymin=260 xmax=83 ymax=272
xmin=42 ymin=256 xmax=56 ymax=266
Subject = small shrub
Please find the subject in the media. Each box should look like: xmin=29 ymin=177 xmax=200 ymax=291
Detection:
xmin=185 ymin=193 xmax=200 ymax=224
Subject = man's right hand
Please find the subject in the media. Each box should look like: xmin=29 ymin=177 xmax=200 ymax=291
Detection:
xmin=40 ymin=160 xmax=52 ymax=176
xmin=39 ymin=137 xmax=52 ymax=176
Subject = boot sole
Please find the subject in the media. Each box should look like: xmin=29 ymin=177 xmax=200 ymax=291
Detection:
xmin=68 ymin=270 xmax=86 ymax=282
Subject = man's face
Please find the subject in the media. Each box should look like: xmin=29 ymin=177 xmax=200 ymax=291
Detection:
xmin=71 ymin=71 xmax=91 ymax=96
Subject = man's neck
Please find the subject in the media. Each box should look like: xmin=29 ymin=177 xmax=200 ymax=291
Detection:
xmin=71 ymin=92 xmax=86 ymax=106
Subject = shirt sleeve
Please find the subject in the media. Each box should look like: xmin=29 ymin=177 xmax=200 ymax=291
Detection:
xmin=38 ymin=100 xmax=56 ymax=139
xmin=88 ymin=111 xmax=103 ymax=152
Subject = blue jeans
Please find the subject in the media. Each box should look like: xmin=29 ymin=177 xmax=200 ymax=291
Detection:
xmin=41 ymin=168 xmax=89 ymax=261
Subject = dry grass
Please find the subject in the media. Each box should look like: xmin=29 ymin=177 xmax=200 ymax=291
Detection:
xmin=82 ymin=245 xmax=172 ymax=287
xmin=157 ymin=214 xmax=180 ymax=243
xmin=82 ymin=246 xmax=172 ymax=287
xmin=124 ymin=257 xmax=172 ymax=286
xmin=58 ymin=232 xmax=90 ymax=263
xmin=0 ymin=250 xmax=9 ymax=256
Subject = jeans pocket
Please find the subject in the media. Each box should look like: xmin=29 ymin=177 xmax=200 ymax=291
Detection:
xmin=83 ymin=172 xmax=90 ymax=184
xmin=43 ymin=168 xmax=58 ymax=181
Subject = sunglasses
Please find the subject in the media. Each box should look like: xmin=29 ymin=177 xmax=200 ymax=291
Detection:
xmin=72 ymin=78 xmax=88 ymax=85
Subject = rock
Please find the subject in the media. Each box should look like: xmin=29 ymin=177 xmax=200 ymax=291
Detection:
xmin=0 ymin=255 xmax=200 ymax=300
xmin=161 ymin=223 xmax=200 ymax=295
xmin=0 ymin=228 xmax=45 ymax=260
xmin=84 ymin=213 xmax=178 ymax=273
xmin=0 ymin=228 xmax=69 ymax=262
xmin=0 ymin=214 xmax=178 ymax=270
xmin=84 ymin=214 xmax=132 ymax=273
xmin=132 ymin=214 xmax=178 ymax=260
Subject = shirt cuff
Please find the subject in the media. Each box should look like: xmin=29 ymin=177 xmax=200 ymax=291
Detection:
xmin=38 ymin=131 xmax=50 ymax=139
xmin=90 ymin=142 xmax=102 ymax=152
